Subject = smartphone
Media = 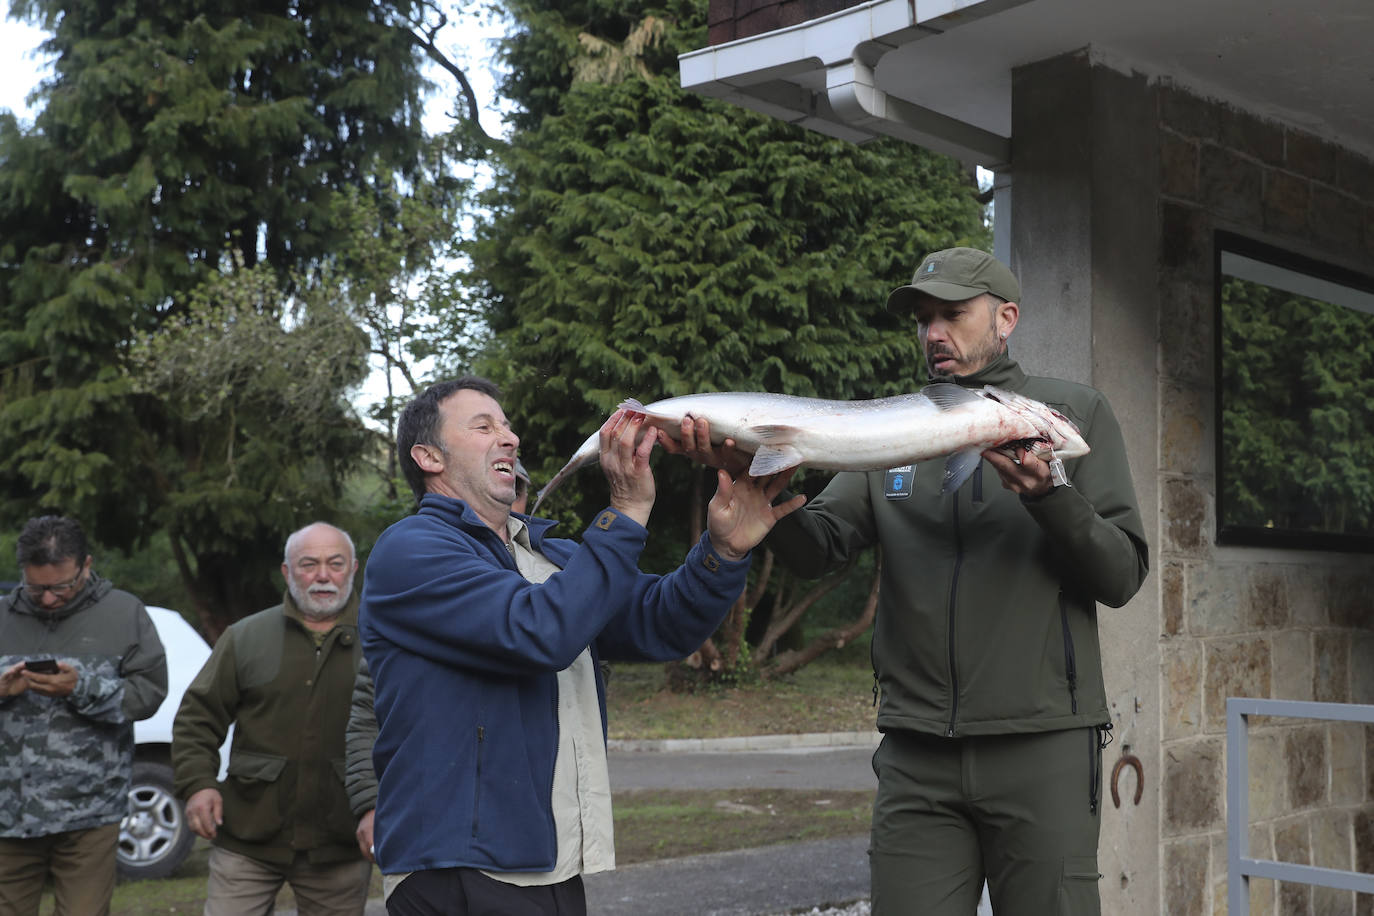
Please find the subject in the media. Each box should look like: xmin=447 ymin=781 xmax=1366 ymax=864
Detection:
xmin=25 ymin=658 xmax=60 ymax=674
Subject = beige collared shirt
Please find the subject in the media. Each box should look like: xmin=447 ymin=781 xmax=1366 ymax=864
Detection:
xmin=489 ymin=515 xmax=616 ymax=885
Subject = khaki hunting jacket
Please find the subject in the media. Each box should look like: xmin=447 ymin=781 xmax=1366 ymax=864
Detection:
xmin=171 ymin=592 xmax=363 ymax=866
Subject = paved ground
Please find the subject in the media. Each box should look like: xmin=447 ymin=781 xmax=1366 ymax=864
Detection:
xmin=289 ymin=733 xmax=997 ymax=915
xmin=584 ymin=835 xmax=870 ymax=916
xmin=286 ymin=734 xmax=881 ymax=916
xmin=606 ymin=738 xmax=879 ymax=792
xmin=588 ymin=737 xmax=879 ymax=915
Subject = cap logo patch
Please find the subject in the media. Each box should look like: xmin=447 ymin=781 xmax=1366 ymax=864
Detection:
xmin=924 ymin=261 xmax=938 ymax=274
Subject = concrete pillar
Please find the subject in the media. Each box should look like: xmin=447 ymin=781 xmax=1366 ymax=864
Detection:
xmin=1009 ymin=51 xmax=1163 ymax=915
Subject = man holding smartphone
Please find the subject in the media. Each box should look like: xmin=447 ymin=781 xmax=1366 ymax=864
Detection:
xmin=0 ymin=516 xmax=168 ymax=916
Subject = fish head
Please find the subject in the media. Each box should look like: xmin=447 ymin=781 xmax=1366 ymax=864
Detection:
xmin=981 ymin=387 xmax=1090 ymax=459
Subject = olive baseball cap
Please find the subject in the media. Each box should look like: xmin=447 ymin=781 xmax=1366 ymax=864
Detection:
xmin=886 ymin=247 xmax=1021 ymax=311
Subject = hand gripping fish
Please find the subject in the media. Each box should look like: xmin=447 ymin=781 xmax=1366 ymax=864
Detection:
xmin=531 ymin=384 xmax=1089 ymax=513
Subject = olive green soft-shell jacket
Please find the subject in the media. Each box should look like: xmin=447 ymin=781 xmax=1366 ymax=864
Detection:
xmin=768 ymin=355 xmax=1149 ymax=737
xmin=172 ymin=594 xmax=363 ymax=866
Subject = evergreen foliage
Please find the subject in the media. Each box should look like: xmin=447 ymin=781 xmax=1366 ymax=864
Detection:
xmin=120 ymin=262 xmax=371 ymax=637
xmin=0 ymin=0 xmax=429 ymax=632
xmin=1220 ymin=277 xmax=1374 ymax=536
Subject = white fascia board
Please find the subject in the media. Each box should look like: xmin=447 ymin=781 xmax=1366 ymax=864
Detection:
xmin=681 ymin=0 xmax=1021 ymax=87
xmin=680 ymin=0 xmax=921 ymax=90
xmin=680 ymin=0 xmax=1019 ymax=164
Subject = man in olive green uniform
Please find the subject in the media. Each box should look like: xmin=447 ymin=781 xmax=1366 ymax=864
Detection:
xmin=675 ymin=248 xmax=1149 ymax=916
xmin=172 ymin=523 xmax=370 ymax=916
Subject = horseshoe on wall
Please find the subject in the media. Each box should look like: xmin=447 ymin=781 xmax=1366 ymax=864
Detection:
xmin=1110 ymin=753 xmax=1143 ymax=808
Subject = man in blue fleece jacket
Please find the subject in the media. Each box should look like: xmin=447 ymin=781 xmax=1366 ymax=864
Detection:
xmin=360 ymin=377 xmax=802 ymax=915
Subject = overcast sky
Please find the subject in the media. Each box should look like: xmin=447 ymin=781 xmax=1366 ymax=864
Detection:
xmin=0 ymin=3 xmax=508 ymax=132
xmin=0 ymin=6 xmax=47 ymax=123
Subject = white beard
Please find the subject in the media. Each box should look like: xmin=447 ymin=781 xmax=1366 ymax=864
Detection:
xmin=288 ymin=579 xmax=353 ymax=621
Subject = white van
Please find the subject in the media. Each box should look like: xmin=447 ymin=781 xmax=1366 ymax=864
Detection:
xmin=121 ymin=606 xmax=229 ymax=879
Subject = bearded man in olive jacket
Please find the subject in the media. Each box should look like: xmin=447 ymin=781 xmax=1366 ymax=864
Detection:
xmin=172 ymin=522 xmax=370 ymax=916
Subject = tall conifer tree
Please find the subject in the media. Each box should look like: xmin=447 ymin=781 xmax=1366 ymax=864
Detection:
xmin=0 ymin=0 xmax=429 ymax=633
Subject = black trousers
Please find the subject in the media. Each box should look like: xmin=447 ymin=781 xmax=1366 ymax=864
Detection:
xmin=387 ymin=868 xmax=586 ymax=916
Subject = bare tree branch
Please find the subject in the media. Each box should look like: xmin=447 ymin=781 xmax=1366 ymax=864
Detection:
xmin=743 ymin=549 xmax=772 ymax=610
xmin=752 ymin=557 xmax=857 ymax=663
xmin=763 ymin=547 xmax=881 ymax=679
xmin=397 ymin=2 xmax=501 ymax=147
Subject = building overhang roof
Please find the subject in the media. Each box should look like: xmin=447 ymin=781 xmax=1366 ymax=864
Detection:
xmin=679 ymin=0 xmax=1374 ymax=169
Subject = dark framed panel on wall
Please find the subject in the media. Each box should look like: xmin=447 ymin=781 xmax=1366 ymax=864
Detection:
xmin=1214 ymin=232 xmax=1374 ymax=552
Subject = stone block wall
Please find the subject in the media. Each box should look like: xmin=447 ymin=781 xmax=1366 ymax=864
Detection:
xmin=1155 ymin=81 xmax=1374 ymax=914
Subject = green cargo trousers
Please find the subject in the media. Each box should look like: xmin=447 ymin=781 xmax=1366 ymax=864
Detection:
xmin=869 ymin=727 xmax=1105 ymax=916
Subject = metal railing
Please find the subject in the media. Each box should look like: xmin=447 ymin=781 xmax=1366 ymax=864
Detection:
xmin=1226 ymin=697 xmax=1374 ymax=912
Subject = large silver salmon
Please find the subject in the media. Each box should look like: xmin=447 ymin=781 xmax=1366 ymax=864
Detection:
xmin=531 ymin=383 xmax=1089 ymax=513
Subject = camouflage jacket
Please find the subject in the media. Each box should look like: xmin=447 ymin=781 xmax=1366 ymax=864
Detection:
xmin=0 ymin=575 xmax=168 ymax=838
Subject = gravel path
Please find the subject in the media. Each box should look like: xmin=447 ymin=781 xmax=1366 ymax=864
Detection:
xmin=776 ymin=903 xmax=871 ymax=916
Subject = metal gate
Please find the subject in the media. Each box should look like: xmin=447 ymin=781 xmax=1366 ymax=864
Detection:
xmin=1226 ymin=697 xmax=1374 ymax=911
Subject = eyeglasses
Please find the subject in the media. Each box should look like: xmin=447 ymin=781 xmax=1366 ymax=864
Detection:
xmin=22 ymin=576 xmax=83 ymax=600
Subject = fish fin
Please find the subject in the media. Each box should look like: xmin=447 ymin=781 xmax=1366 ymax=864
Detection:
xmin=531 ymin=434 xmax=603 ymax=514
xmin=921 ymin=383 xmax=982 ymax=410
xmin=748 ymin=444 xmax=805 ymax=477
xmin=617 ymin=397 xmax=648 ymax=413
xmin=532 ymin=477 xmax=562 ymax=515
xmin=751 ymin=423 xmax=799 ymax=442
xmin=941 ymin=449 xmax=982 ymax=494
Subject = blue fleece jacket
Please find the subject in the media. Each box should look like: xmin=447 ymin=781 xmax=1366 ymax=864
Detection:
xmin=359 ymin=494 xmax=751 ymax=875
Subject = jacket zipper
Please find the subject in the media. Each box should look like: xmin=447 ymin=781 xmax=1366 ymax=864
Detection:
xmin=1088 ymin=727 xmax=1098 ymax=814
xmin=1060 ymin=593 xmax=1078 ymax=714
xmin=946 ymin=492 xmax=964 ymax=737
xmin=472 ymin=725 xmax=485 ymax=836
xmin=870 ymin=595 xmax=880 ymax=707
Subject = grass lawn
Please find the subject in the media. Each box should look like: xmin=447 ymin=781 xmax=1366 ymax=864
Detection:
xmin=614 ymin=788 xmax=873 ymax=865
xmin=605 ymin=643 xmax=879 ymax=740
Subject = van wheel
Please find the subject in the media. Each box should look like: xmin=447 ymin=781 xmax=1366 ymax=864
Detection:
xmin=118 ymin=760 xmax=194 ymax=880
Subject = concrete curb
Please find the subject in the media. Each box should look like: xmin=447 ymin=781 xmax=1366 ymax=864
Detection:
xmin=608 ymin=731 xmax=882 ymax=753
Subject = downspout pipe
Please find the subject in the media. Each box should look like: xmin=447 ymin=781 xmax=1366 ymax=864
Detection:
xmin=825 ymin=58 xmax=1012 ymax=169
